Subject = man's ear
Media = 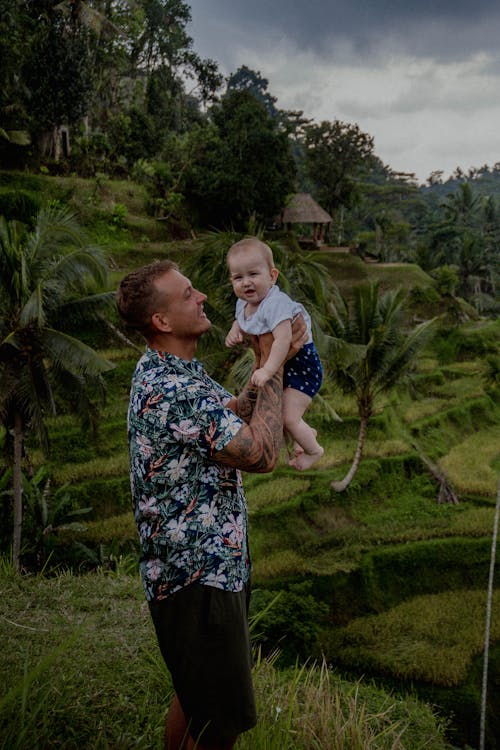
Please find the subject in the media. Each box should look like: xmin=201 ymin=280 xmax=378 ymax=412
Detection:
xmin=151 ymin=311 xmax=172 ymax=333
xmin=270 ymin=267 xmax=279 ymax=284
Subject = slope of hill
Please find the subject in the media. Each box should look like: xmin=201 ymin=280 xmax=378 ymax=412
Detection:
xmin=2 ymin=172 xmax=500 ymax=748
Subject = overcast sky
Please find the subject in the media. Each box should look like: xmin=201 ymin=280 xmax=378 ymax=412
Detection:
xmin=187 ymin=0 xmax=500 ymax=184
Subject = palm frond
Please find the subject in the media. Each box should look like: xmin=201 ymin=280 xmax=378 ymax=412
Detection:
xmin=56 ymin=291 xmax=117 ymax=325
xmin=25 ymin=205 xmax=88 ymax=264
xmin=40 ymin=329 xmax=114 ymax=377
xmin=20 ymin=283 xmax=46 ymax=327
xmin=321 ymin=334 xmax=367 ymax=369
xmin=372 ymin=318 xmax=437 ymax=397
xmin=224 ymin=347 xmax=255 ymax=393
xmin=41 ymin=245 xmax=109 ymax=293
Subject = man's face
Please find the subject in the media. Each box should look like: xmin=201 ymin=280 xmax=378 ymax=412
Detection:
xmin=152 ymin=269 xmax=211 ymax=338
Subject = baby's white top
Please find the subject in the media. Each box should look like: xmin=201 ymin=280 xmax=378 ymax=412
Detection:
xmin=235 ymin=285 xmax=313 ymax=342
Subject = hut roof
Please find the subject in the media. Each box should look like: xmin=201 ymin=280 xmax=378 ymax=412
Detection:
xmin=281 ymin=193 xmax=332 ymax=224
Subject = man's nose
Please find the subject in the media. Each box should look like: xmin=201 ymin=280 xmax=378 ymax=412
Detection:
xmin=195 ymin=289 xmax=207 ymax=302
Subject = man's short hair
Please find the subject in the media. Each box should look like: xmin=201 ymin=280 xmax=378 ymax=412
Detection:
xmin=227 ymin=237 xmax=275 ymax=271
xmin=116 ymin=260 xmax=178 ymax=336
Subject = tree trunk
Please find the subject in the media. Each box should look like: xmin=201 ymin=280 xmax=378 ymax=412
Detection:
xmin=331 ymin=413 xmax=369 ymax=492
xmin=12 ymin=411 xmax=23 ymax=571
xmin=411 ymin=443 xmax=459 ymax=504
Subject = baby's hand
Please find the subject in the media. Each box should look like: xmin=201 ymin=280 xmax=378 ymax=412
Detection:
xmin=251 ymin=367 xmax=271 ymax=387
xmin=225 ymin=329 xmax=244 ymax=347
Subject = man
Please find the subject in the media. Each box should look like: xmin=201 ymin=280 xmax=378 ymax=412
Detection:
xmin=116 ymin=260 xmax=306 ymax=750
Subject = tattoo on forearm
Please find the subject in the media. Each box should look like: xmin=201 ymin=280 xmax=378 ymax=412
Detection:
xmin=234 ymin=385 xmax=258 ymax=423
xmin=214 ymin=372 xmax=283 ymax=472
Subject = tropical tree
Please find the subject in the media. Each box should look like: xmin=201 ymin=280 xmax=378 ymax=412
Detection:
xmin=441 ymin=182 xmax=482 ymax=230
xmin=327 ymin=283 xmax=435 ymax=492
xmin=22 ymin=2 xmax=96 ymax=158
xmin=184 ymin=91 xmax=296 ymax=228
xmin=304 ymin=120 xmax=375 ymax=219
xmin=226 ymin=65 xmax=279 ymax=118
xmin=0 ymin=0 xmax=31 ymax=159
xmin=0 ymin=206 xmax=114 ymax=570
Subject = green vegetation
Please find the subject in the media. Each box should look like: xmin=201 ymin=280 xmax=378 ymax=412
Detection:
xmin=327 ymin=589 xmax=500 ymax=687
xmin=0 ymin=205 xmax=115 ymax=569
xmin=0 ymin=121 xmax=499 ymax=747
xmin=2 ymin=176 xmax=496 ymax=744
xmin=0 ymin=568 xmax=453 ymax=750
xmin=1 ymin=0 xmax=499 ymax=742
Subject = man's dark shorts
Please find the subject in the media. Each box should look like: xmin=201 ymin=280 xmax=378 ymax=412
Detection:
xmin=149 ymin=583 xmax=257 ymax=745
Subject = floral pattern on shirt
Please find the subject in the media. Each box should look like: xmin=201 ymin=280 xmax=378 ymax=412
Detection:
xmin=128 ymin=347 xmax=250 ymax=602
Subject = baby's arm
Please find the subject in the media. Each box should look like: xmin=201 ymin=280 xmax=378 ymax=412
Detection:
xmin=226 ymin=320 xmax=244 ymax=347
xmin=251 ymin=319 xmax=292 ymax=387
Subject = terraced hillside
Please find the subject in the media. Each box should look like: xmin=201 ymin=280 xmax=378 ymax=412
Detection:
xmin=4 ymin=173 xmax=500 ymax=748
xmin=37 ymin=283 xmax=499 ymax=748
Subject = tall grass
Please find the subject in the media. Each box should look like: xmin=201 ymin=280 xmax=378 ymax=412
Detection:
xmin=0 ymin=569 xmax=452 ymax=749
xmin=241 ymin=655 xmax=451 ymax=750
xmin=246 ymin=475 xmax=311 ymax=512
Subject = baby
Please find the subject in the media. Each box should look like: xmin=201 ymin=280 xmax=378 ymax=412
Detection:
xmin=225 ymin=237 xmax=324 ymax=470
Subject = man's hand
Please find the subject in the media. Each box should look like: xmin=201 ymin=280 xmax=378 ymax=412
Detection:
xmin=251 ymin=315 xmax=308 ymax=370
xmin=288 ymin=314 xmax=308 ymax=360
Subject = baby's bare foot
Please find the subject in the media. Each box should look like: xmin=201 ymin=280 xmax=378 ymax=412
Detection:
xmin=289 ymin=446 xmax=324 ymax=471
xmin=289 ymin=430 xmax=318 ymax=459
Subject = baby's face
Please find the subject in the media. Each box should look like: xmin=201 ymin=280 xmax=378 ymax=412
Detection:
xmin=229 ymin=249 xmax=277 ymax=305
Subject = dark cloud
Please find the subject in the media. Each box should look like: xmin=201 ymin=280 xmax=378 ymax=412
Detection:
xmin=189 ymin=0 xmax=500 ymax=64
xmin=187 ymin=1 xmax=500 ymax=181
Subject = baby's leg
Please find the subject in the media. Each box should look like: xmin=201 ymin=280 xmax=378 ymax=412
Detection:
xmin=283 ymin=388 xmax=323 ymax=470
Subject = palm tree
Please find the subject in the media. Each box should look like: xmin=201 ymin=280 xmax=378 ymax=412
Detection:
xmin=328 ymin=282 xmax=435 ymax=492
xmin=0 ymin=205 xmax=114 ymax=570
xmin=441 ymin=182 xmax=481 ymax=230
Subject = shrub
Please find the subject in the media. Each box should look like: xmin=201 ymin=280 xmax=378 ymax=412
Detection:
xmin=250 ymin=581 xmax=330 ymax=665
xmin=432 ymin=265 xmax=460 ymax=296
xmin=409 ymin=283 xmax=441 ymax=305
xmin=0 ymin=188 xmax=41 ymax=223
xmin=360 ymin=536 xmax=495 ymax=612
xmin=60 ymin=476 xmax=131 ymax=519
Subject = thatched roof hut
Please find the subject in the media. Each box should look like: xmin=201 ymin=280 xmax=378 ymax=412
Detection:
xmin=279 ymin=193 xmax=332 ymax=246
xmin=280 ymin=192 xmax=332 ymax=225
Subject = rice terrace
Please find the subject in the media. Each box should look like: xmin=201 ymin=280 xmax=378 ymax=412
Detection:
xmin=1 ymin=2 xmax=500 ymax=747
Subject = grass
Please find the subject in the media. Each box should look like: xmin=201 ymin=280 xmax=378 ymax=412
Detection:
xmin=326 ymin=589 xmax=500 ymax=687
xmin=51 ymin=453 xmax=129 ymax=484
xmin=246 ymin=475 xmax=312 ymax=512
xmin=243 ymin=656 xmax=451 ymax=750
xmin=249 ymin=463 xmax=499 ymax=581
xmin=320 ymin=438 xmax=409 ymax=469
xmin=403 ymin=397 xmax=449 ymax=423
xmin=0 ymin=568 xmax=166 ymax=750
xmin=60 ymin=511 xmax=136 ymax=546
xmin=0 ymin=568 xmax=453 ymax=750
xmin=438 ymin=426 xmax=500 ymax=497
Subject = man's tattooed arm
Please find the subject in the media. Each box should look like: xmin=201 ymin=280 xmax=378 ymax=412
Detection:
xmin=225 ymin=317 xmax=308 ymax=424
xmin=226 ymin=384 xmax=258 ymax=423
xmin=213 ymin=371 xmax=283 ymax=473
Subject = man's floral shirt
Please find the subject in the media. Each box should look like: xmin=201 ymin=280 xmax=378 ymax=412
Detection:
xmin=128 ymin=347 xmax=250 ymax=602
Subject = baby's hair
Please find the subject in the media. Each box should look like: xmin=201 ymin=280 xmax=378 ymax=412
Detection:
xmin=227 ymin=237 xmax=275 ymax=270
